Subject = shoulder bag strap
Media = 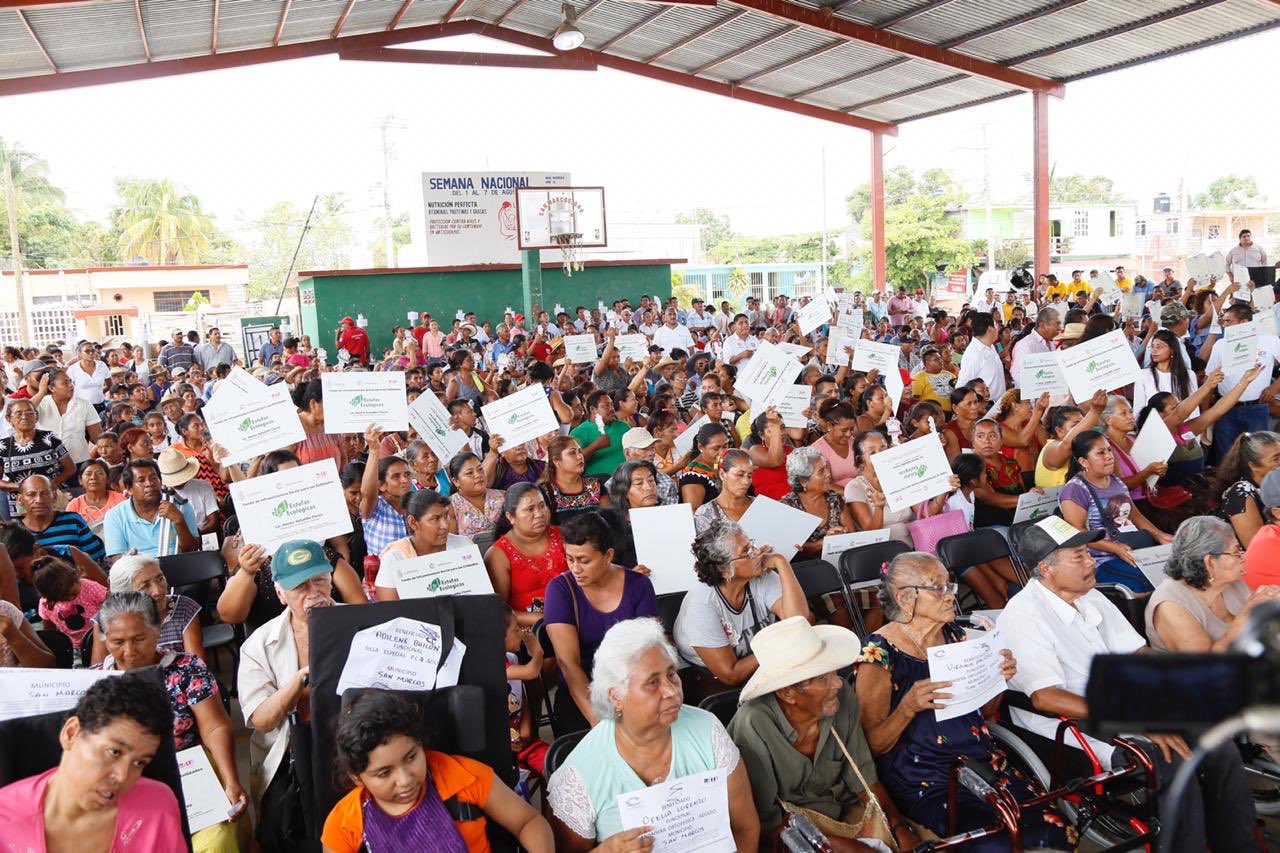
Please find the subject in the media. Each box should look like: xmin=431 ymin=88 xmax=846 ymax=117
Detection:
xmin=1078 ymin=476 xmax=1120 ymax=540
xmin=830 ymin=727 xmax=895 ymax=848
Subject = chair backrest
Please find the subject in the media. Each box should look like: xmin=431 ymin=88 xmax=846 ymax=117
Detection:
xmin=545 ymin=729 xmax=588 ymax=777
xmin=839 ymin=540 xmax=910 ymax=586
xmin=791 ymin=559 xmax=843 ymax=600
xmin=1094 ymin=583 xmax=1149 ymax=639
xmin=158 ymin=550 xmax=228 ymax=588
xmin=472 ymin=530 xmax=497 ymax=555
xmin=535 ymin=618 xmax=556 ymax=658
xmin=936 ymin=529 xmax=1011 ymax=574
xmin=698 ymin=689 xmax=741 ymax=728
xmin=35 ymin=628 xmax=75 ymax=669
xmin=657 ymin=591 xmax=686 ymax=638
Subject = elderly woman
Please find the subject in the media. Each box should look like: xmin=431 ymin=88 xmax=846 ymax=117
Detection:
xmin=94 ymin=592 xmax=249 ymax=851
xmin=447 ymin=450 xmax=504 ymax=537
xmin=485 ymin=482 xmax=568 ymax=627
xmin=546 ymin=618 xmax=759 ymax=851
xmin=1215 ymin=431 xmax=1280 ymax=549
xmin=693 ymin=448 xmax=753 ymax=533
xmin=1147 ymin=516 xmax=1280 ymax=652
xmin=0 ymin=675 xmax=187 ymax=850
xmin=91 ymin=553 xmax=204 ymax=663
xmin=846 ymin=430 xmax=914 ymax=545
xmin=0 ymin=397 xmax=74 ymax=516
xmin=782 ymin=446 xmax=854 ymax=559
xmin=728 ymin=616 xmax=923 ymax=851
xmin=674 ymin=519 xmax=809 ymax=690
xmin=544 ymin=513 xmax=659 ymax=735
xmin=855 ymin=552 xmax=1074 ymax=850
xmin=404 ymin=439 xmax=451 ymax=495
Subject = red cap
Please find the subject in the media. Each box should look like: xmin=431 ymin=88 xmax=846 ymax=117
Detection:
xmin=341 ymin=316 xmax=354 ymax=325
xmin=514 ymin=314 xmax=525 ymax=323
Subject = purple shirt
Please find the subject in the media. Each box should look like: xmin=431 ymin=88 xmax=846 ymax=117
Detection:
xmin=543 ymin=569 xmax=659 ymax=678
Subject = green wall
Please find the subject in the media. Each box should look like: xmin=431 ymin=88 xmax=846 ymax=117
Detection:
xmin=297 ymin=262 xmax=673 ymax=363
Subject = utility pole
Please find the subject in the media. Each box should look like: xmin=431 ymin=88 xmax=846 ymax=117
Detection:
xmin=372 ymin=115 xmax=406 ymax=268
xmin=820 ymin=147 xmax=828 ymax=291
xmin=3 ymin=158 xmax=31 ymax=348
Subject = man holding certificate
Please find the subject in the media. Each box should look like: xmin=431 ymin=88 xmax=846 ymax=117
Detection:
xmin=1204 ymin=301 xmax=1280 ymax=462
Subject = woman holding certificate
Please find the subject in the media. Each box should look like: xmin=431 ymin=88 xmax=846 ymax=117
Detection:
xmin=846 ymin=431 xmax=915 ymax=546
xmin=446 ymin=452 xmax=503 ymax=537
xmin=375 ymin=490 xmax=473 ymax=601
xmin=171 ymin=413 xmax=241 ymax=504
xmin=1033 ymin=392 xmax=1106 ymax=488
xmin=359 ymin=425 xmax=413 ymax=557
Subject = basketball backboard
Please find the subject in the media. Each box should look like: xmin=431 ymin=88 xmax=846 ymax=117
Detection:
xmin=515 ymin=186 xmax=607 ymax=251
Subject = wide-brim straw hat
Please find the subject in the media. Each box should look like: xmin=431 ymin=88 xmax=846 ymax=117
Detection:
xmin=738 ymin=616 xmax=862 ymax=704
xmin=156 ymin=447 xmax=200 ymax=487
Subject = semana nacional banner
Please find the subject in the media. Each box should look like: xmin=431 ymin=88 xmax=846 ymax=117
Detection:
xmin=421 ymin=171 xmax=570 ymax=265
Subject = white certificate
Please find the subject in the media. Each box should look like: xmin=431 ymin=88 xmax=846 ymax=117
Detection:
xmin=774 ymin=385 xmax=812 ymax=429
xmin=617 ymin=768 xmax=734 ymax=853
xmin=407 ymin=391 xmax=469 ymax=465
xmin=1207 ymin=251 xmax=1228 ymax=278
xmin=1232 ymin=263 xmax=1252 ymax=285
xmin=821 ymin=529 xmax=889 ymax=571
xmin=228 ymin=460 xmax=353 ymax=553
xmin=736 ymin=341 xmax=802 ymax=408
xmin=321 ymin=371 xmax=408 ymax=433
xmin=850 ymin=338 xmax=898 ymax=376
xmin=869 ymin=432 xmax=953 ymax=514
xmin=614 ymin=334 xmax=649 ymax=361
xmin=1260 ymin=313 xmax=1278 ymax=338
xmin=1122 ymin=293 xmax=1145 ymax=320
xmin=1223 ymin=320 xmax=1260 ymax=373
xmin=631 ymin=504 xmax=699 ymax=594
xmin=1056 ymin=329 xmax=1140 ymax=401
xmin=204 ymin=381 xmax=306 ymax=466
xmin=1130 ymin=411 xmax=1176 ymax=491
xmin=1254 ymin=286 xmax=1276 ymax=312
xmin=390 ymin=544 xmax=493 ymax=597
xmin=564 ymin=334 xmax=597 ymax=364
xmin=1131 ymin=544 xmax=1173 ymax=590
xmin=220 ymin=365 xmax=272 ymax=400
xmin=177 ymin=747 xmax=236 ymax=833
xmin=1019 ymin=351 xmax=1068 ymax=400
xmin=825 ymin=334 xmax=854 ymax=367
xmin=738 ymin=496 xmax=821 ymax=561
xmin=336 ymin=616 xmax=445 ymax=695
xmin=0 ymin=668 xmax=119 ymax=722
xmin=834 ymin=309 xmax=863 ymax=336
xmin=1186 ymin=253 xmax=1210 ymax=282
xmin=1011 ymin=486 xmax=1063 ymax=524
xmin=674 ymin=415 xmax=709 ymax=459
xmin=927 ymin=629 xmax=1007 ymax=722
xmin=480 ymin=383 xmax=559 ymax=448
xmin=796 ymin=299 xmax=832 ymax=336
xmin=774 ymin=341 xmax=812 ymax=358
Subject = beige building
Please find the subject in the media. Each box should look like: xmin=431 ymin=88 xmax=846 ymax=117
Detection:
xmin=0 ymin=264 xmax=249 ymax=347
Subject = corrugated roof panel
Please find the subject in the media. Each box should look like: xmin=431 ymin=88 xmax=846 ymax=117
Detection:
xmin=143 ymin=0 xmax=217 ymax=60
xmin=215 ymin=0 xmax=280 ymax=52
xmin=754 ymin=39 xmax=904 ymax=93
xmin=494 ymin=0 xmax=562 ymax=38
xmin=606 ymin=5 xmax=716 ymax=60
xmin=276 ymin=0 xmax=352 ymax=44
xmin=335 ymin=0 xmax=408 ymax=37
xmin=712 ymin=25 xmax=833 ymax=82
xmin=578 ymin=2 xmax=670 ymax=51
xmin=656 ymin=12 xmax=786 ymax=73
xmin=856 ymin=75 xmax=1012 ymax=120
xmin=23 ymin=1 xmax=141 ymax=72
xmin=0 ymin=12 xmax=58 ymax=76
xmin=957 ymin=0 xmax=1190 ymax=63
xmin=395 ymin=0 xmax=472 ymax=29
xmin=884 ymin=0 xmax=1052 ymax=45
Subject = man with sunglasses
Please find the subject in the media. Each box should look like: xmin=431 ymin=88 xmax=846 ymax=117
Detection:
xmin=999 ymin=516 xmax=1255 ymax=853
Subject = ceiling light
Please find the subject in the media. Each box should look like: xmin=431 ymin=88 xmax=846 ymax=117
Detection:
xmin=553 ymin=3 xmax=585 ymax=52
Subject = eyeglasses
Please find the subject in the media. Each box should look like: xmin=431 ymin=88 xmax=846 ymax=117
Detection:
xmin=903 ymin=582 xmax=959 ymax=597
xmin=1211 ymin=548 xmax=1245 ymax=560
xmin=731 ymin=545 xmax=764 ymax=563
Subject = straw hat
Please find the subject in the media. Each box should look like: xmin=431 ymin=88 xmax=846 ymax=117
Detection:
xmin=737 ymin=616 xmax=862 ymax=704
xmin=1054 ymin=322 xmax=1085 ymax=342
xmin=156 ymin=447 xmax=200 ymax=488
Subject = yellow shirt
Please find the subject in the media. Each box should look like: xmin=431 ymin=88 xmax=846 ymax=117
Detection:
xmin=1115 ymin=277 xmax=1134 ymax=293
xmin=911 ymin=369 xmax=954 ymax=411
xmin=1034 ymin=439 xmax=1069 ymax=488
xmin=1065 ymin=280 xmax=1091 ymax=297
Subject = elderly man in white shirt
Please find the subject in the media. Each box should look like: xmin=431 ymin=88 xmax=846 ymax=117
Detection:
xmin=955 ymin=314 xmax=1006 ymax=400
xmin=999 ymin=517 xmax=1256 ymax=853
xmin=652 ymin=307 xmax=695 ymax=357
xmin=720 ymin=313 xmax=759 ymax=371
xmin=1009 ymin=308 xmax=1061 ymax=389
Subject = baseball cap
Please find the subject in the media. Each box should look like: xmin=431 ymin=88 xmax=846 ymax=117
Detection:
xmin=621 ymin=427 xmax=658 ymax=451
xmin=341 ymin=316 xmax=355 ymax=325
xmin=1012 ymin=516 xmax=1104 ymax=571
xmin=21 ymin=359 xmax=48 ymax=375
xmin=271 ymin=540 xmax=332 ymax=591
xmin=1160 ymin=302 xmax=1192 ymax=325
xmin=1260 ymin=468 xmax=1280 ymax=509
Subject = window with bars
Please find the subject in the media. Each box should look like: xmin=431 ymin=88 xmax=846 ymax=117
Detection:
xmin=1208 ymin=224 xmax=1221 ymax=239
xmin=1135 ymin=220 xmax=1148 ymax=236
xmin=153 ymin=290 xmax=210 ymax=313
xmin=1166 ymin=220 xmax=1179 ymax=235
xmin=1072 ymin=210 xmax=1089 ymax=237
xmin=105 ymin=315 xmax=125 ymax=337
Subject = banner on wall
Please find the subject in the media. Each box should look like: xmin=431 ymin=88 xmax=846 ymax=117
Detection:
xmin=421 ymin=171 xmax=570 ymax=266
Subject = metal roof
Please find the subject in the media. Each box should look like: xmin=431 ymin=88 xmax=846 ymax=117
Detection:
xmin=1 ymin=0 xmax=1277 ymax=132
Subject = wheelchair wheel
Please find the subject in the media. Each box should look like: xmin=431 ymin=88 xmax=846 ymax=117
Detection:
xmin=987 ymin=721 xmax=1150 ymax=849
xmin=1239 ymin=738 xmax=1280 ymax=816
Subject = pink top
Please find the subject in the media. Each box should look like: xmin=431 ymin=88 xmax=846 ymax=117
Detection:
xmin=66 ymin=491 xmax=127 ymax=525
xmin=0 ymin=768 xmax=187 ymax=852
xmin=422 ymin=331 xmax=446 ymax=359
xmin=39 ymin=578 xmax=108 ymax=648
xmin=811 ymin=434 xmax=861 ymax=489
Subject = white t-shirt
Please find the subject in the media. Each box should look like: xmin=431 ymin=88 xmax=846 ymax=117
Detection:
xmin=36 ymin=396 xmax=101 ymax=464
xmin=652 ymin=324 xmax=694 ymax=357
xmin=721 ymin=333 xmax=758 ymax=372
xmin=174 ymin=477 xmax=220 ymax=530
xmin=66 ymin=360 xmax=111 ymax=406
xmin=1133 ymin=366 xmax=1199 ymax=420
xmin=673 ymin=571 xmax=782 ymax=666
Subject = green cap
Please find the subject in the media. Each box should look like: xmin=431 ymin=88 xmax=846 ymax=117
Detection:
xmin=271 ymin=540 xmax=330 ymax=590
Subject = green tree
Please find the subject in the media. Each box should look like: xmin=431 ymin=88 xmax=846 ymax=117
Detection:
xmin=675 ymin=208 xmax=734 ymax=258
xmin=368 ymin=211 xmax=411 ymax=268
xmin=246 ymin=194 xmax=354 ymax=302
xmin=846 ymin=165 xmax=917 ymax=225
xmin=846 ymin=167 xmax=969 ymax=289
xmin=2 ymin=139 xmax=67 ymax=344
xmin=1049 ymin=173 xmax=1124 ymax=204
xmin=995 ymin=238 xmax=1031 ymax=270
xmin=727 ymin=267 xmax=750 ymax=301
xmin=113 ymin=177 xmax=214 ymax=264
xmin=1192 ymin=174 xmax=1265 ymax=209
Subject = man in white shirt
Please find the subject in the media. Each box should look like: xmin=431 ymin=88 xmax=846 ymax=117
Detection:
xmin=651 ymin=308 xmax=694 ymax=357
xmin=1225 ymin=227 xmax=1268 ymax=272
xmin=636 ymin=309 xmax=661 ymax=338
xmin=1009 ymin=308 xmax=1060 ymax=388
xmin=193 ymin=327 xmax=236 ymax=372
xmin=955 ymin=314 xmax=1006 ymax=400
xmin=971 ymin=288 xmax=997 ymax=315
xmin=687 ymin=298 xmax=715 ymax=338
xmin=720 ymin=313 xmax=758 ymax=371
xmin=1204 ymin=301 xmax=1280 ymax=461
xmin=1000 ymin=517 xmax=1256 ymax=853
xmin=866 ymin=291 xmax=888 ymax=324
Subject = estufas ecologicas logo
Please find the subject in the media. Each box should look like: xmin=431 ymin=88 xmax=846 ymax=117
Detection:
xmin=350 ymin=394 xmax=365 ymax=407
xmin=272 ymin=500 xmax=289 ymax=518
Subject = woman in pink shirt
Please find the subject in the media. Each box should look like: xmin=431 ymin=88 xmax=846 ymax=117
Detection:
xmin=0 ymin=674 xmax=187 ymax=852
xmin=421 ymin=318 xmax=446 ymax=359
xmin=810 ymin=400 xmax=861 ymax=488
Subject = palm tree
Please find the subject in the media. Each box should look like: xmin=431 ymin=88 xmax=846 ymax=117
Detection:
xmin=1 ymin=138 xmax=66 ymax=346
xmin=114 ymin=177 xmax=213 ymax=264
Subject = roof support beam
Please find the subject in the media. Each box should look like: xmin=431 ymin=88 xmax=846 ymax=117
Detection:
xmin=1033 ymin=91 xmax=1050 ymax=278
xmin=736 ymin=40 xmax=842 ymax=85
xmin=440 ymin=0 xmax=466 ymax=24
xmin=273 ymin=0 xmax=290 ymax=47
xmin=339 ymin=46 xmax=597 ymax=70
xmin=1002 ymin=0 xmax=1228 ymax=66
xmin=494 ymin=0 xmax=526 ymax=26
xmin=330 ymin=0 xmax=355 ymax=38
xmin=387 ymin=0 xmax=414 ymax=31
xmin=870 ymin=131 xmax=885 ymax=291
xmin=15 ymin=9 xmax=55 ymax=72
xmin=133 ymin=0 xmax=150 ymax=62
xmin=839 ymin=71 xmax=965 ymax=111
xmin=598 ymin=6 xmax=669 ymax=53
xmin=688 ymin=23 xmax=797 ymax=75
xmin=645 ymin=8 xmax=747 ymax=64
xmin=724 ymin=0 xmax=1064 ymax=95
xmin=211 ymin=0 xmax=220 ymax=52
xmin=875 ymin=0 xmax=960 ymax=30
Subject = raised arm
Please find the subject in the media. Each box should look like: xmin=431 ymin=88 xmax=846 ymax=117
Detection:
xmin=359 ymin=424 xmax=383 ymax=519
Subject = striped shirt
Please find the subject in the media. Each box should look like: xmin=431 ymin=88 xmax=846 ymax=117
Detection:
xmin=29 ymin=510 xmax=105 ymax=562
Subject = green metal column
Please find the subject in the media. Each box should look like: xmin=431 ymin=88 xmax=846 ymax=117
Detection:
xmin=521 ymin=249 xmax=542 ymax=322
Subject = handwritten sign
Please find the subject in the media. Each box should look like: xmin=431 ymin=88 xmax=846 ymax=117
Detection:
xmin=616 ymin=768 xmax=734 ymax=853
xmin=336 ymin=617 xmax=445 ymax=695
xmin=926 ymin=629 xmax=1007 ymax=721
xmin=0 ymin=668 xmax=119 ymax=722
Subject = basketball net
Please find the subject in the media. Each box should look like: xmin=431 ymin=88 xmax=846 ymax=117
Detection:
xmin=553 ymin=232 xmax=584 ymax=276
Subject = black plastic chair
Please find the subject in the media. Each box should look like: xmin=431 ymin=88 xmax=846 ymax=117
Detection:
xmin=545 ymin=729 xmax=588 ymax=777
xmin=698 ymin=687 xmax=741 ymax=728
xmin=159 ymin=551 xmax=241 ymax=676
xmin=35 ymin=628 xmax=75 ymax=669
xmin=472 ymin=529 xmax=497 ymax=555
xmin=532 ymin=619 xmax=559 ymax=733
xmin=1094 ymin=583 xmax=1149 ymax=640
xmin=838 ymin=539 xmax=910 ymax=588
xmin=657 ymin=591 xmax=686 ymax=638
xmin=937 ymin=529 xmax=1019 ymax=610
xmin=792 ymin=559 xmax=864 ymax=638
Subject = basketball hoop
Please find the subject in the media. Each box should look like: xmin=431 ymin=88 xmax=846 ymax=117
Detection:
xmin=553 ymin=232 xmax=584 ymax=276
xmin=515 ymin=186 xmax=607 ymax=277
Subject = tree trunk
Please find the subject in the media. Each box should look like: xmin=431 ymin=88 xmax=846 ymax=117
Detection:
xmin=3 ymin=158 xmax=31 ymax=348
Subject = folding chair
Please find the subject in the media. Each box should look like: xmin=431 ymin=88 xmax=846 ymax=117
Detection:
xmin=937 ymin=528 xmax=1019 ymax=611
xmin=791 ymin=559 xmax=864 ymax=638
xmin=545 ymin=729 xmax=588 ymax=777
xmin=1094 ymin=583 xmax=1149 ymax=640
xmin=533 ymin=619 xmax=559 ymax=734
xmin=657 ymin=591 xmax=686 ymax=638
xmin=698 ymin=688 xmax=742 ymax=728
xmin=158 ymin=551 xmax=242 ymax=677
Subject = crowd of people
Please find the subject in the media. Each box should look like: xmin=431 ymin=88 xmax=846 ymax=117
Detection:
xmin=1 ymin=241 xmax=1279 ymax=852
